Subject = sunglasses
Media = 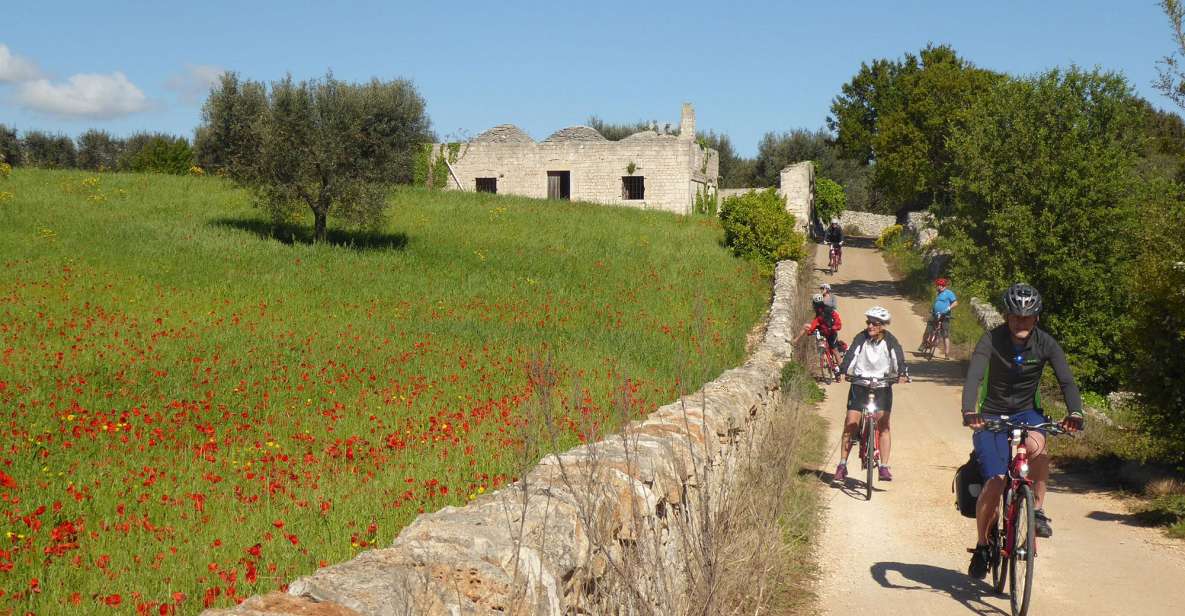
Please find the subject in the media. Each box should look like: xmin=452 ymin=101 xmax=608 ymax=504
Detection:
xmin=866 ymin=320 xmax=885 ymax=326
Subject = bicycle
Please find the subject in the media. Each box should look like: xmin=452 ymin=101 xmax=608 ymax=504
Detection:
xmin=919 ymin=314 xmax=950 ymax=360
xmin=828 ymin=243 xmax=842 ymax=275
xmin=978 ymin=417 xmax=1068 ymax=616
xmin=813 ymin=330 xmax=840 ymax=384
xmin=847 ymin=376 xmax=898 ymax=500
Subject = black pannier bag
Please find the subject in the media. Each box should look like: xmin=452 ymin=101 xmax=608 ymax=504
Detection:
xmin=953 ymin=451 xmax=983 ymax=518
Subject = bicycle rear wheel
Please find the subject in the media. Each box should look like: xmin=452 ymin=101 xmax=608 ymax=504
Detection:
xmin=864 ymin=419 xmax=875 ymax=500
xmin=1008 ymin=485 xmax=1036 ymax=616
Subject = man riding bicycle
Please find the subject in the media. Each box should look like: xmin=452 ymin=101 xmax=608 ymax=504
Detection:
xmin=835 ymin=306 xmax=908 ymax=482
xmin=825 ymin=220 xmax=844 ymax=264
xmin=921 ymin=278 xmax=959 ymax=359
xmin=791 ymin=294 xmax=844 ymax=378
xmin=963 ymin=283 xmax=1084 ymax=579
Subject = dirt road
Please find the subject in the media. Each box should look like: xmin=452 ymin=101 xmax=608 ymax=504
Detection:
xmin=809 ymin=243 xmax=1185 ymax=616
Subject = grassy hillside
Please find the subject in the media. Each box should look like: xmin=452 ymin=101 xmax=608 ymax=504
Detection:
xmin=0 ymin=169 xmax=769 ymax=613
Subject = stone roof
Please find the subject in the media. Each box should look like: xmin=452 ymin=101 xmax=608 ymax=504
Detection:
xmin=472 ymin=124 xmax=535 ymax=144
xmin=542 ymin=126 xmax=608 ymax=143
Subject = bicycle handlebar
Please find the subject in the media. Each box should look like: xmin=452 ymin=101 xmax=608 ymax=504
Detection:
xmin=981 ymin=418 xmax=1068 ymax=436
xmin=848 ymin=376 xmax=896 ymax=388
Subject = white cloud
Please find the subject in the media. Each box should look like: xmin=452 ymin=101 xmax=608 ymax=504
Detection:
xmin=166 ymin=64 xmax=224 ymax=104
xmin=16 ymin=72 xmax=150 ymax=119
xmin=0 ymin=43 xmax=40 ymax=82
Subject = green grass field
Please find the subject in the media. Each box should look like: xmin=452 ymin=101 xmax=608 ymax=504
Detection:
xmin=0 ymin=169 xmax=769 ymax=613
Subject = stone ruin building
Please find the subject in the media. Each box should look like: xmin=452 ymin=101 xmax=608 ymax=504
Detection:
xmin=431 ymin=103 xmax=719 ymax=215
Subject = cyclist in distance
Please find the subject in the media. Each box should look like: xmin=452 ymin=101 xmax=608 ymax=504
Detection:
xmin=963 ymin=283 xmax=1085 ymax=579
xmin=835 ymin=306 xmax=908 ymax=482
xmin=792 ymin=294 xmax=844 ymax=377
xmin=825 ymin=220 xmax=844 ymax=263
xmin=820 ymin=283 xmax=838 ymax=310
xmin=921 ymin=278 xmax=959 ymax=359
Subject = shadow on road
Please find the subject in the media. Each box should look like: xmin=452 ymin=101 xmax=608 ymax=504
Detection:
xmin=870 ymin=562 xmax=1007 ymax=615
xmin=904 ymin=356 xmax=967 ymax=386
xmin=800 ymin=466 xmax=883 ymax=501
xmin=830 ymin=278 xmax=900 ymax=300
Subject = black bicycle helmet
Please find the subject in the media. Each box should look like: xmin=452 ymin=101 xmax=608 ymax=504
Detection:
xmin=1002 ymin=283 xmax=1042 ymax=316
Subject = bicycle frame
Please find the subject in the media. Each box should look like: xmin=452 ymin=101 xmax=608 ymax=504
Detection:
xmin=999 ymin=427 xmax=1033 ymax=561
xmin=814 ymin=330 xmax=839 ymax=383
xmin=849 ymin=377 xmax=892 ymax=500
xmin=982 ymin=418 xmax=1066 ymax=615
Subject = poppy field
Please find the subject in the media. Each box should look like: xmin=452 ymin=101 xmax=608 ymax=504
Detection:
xmin=0 ymin=169 xmax=769 ymax=613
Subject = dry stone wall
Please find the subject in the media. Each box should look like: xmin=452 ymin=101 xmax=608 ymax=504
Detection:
xmin=204 ymin=261 xmax=801 ymax=616
xmin=838 ymin=210 xmax=897 ymax=237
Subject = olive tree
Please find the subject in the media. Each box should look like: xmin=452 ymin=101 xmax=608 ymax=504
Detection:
xmin=202 ymin=71 xmax=432 ymax=242
xmin=194 ymin=72 xmax=266 ymax=180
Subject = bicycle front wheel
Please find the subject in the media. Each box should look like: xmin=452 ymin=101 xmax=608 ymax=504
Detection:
xmin=864 ymin=419 xmax=875 ymax=500
xmin=1008 ymin=485 xmax=1037 ymax=616
xmin=990 ymin=521 xmax=1005 ymax=593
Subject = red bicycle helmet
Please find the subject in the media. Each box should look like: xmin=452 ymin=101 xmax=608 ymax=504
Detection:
xmin=935 ymin=278 xmax=949 ymax=287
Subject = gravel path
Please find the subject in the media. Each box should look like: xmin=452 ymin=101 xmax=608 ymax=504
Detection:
xmin=809 ymin=243 xmax=1185 ymax=616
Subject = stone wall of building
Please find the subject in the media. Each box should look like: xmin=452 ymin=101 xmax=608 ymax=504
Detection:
xmin=438 ymin=104 xmax=717 ymax=215
xmin=203 ymin=260 xmax=801 ymax=616
xmin=779 ymin=162 xmax=814 ymax=226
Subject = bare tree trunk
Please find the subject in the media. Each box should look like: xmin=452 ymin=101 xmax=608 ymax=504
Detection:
xmin=313 ymin=208 xmax=328 ymax=242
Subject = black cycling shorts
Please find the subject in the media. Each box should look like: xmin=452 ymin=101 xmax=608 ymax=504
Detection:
xmin=847 ymin=383 xmax=893 ymax=413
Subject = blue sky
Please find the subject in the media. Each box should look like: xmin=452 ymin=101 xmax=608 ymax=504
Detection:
xmin=1 ymin=1 xmax=1179 ymax=156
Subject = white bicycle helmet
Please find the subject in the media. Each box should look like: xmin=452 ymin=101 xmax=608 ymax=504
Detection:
xmin=864 ymin=306 xmax=891 ymax=324
xmin=811 ymin=293 xmax=825 ymax=305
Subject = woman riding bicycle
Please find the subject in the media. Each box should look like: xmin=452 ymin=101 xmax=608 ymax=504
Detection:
xmin=962 ymin=283 xmax=1084 ymax=579
xmin=834 ymin=306 xmax=908 ymax=483
xmin=920 ymin=278 xmax=959 ymax=359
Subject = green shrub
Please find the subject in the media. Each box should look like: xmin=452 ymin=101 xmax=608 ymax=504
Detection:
xmin=780 ymin=361 xmax=824 ymax=403
xmin=719 ymin=187 xmax=805 ymax=271
xmin=1125 ymin=186 xmax=1185 ymax=465
xmin=22 ymin=130 xmax=77 ymax=168
xmin=0 ymin=124 xmax=20 ymax=166
xmin=815 ymin=176 xmax=846 ymax=223
xmin=875 ymin=224 xmax=904 ymax=249
xmin=124 ymin=135 xmax=194 ymax=175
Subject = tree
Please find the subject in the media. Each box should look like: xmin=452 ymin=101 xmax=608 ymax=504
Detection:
xmin=194 ymin=72 xmax=267 ymax=180
xmin=22 ymin=131 xmax=77 ymax=168
xmin=814 ymin=177 xmax=846 ymax=224
xmin=752 ymin=128 xmax=835 ymax=187
xmin=244 ymin=72 xmax=432 ymax=241
xmin=1156 ymin=0 xmax=1185 ymax=109
xmin=943 ymin=67 xmax=1145 ymax=389
xmin=828 ymin=45 xmax=1001 ymax=213
xmin=77 ymin=129 xmax=124 ymax=171
xmin=0 ymin=124 xmax=20 ymax=166
xmin=696 ymin=130 xmax=750 ymax=188
xmin=827 ymin=57 xmax=906 ymax=164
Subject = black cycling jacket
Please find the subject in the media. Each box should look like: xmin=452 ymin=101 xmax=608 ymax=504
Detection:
xmin=961 ymin=324 xmax=1083 ymax=416
xmin=825 ymin=226 xmax=844 ymax=245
